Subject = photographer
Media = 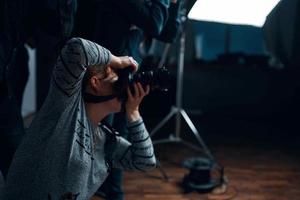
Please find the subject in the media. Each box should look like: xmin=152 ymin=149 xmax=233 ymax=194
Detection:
xmin=74 ymin=0 xmax=181 ymax=199
xmin=1 ymin=37 xmax=156 ymax=200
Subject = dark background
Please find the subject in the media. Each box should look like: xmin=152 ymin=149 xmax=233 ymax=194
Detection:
xmin=139 ymin=1 xmax=300 ymax=152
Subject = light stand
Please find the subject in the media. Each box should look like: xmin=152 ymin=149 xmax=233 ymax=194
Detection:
xmin=147 ymin=3 xmax=228 ymax=190
xmin=149 ymin=6 xmax=225 ymax=189
xmin=150 ymin=12 xmax=215 ymax=163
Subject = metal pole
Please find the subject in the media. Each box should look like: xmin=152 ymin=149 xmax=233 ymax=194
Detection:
xmin=175 ymin=30 xmax=185 ymax=138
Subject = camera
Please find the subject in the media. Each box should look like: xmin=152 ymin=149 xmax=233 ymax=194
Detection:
xmin=114 ymin=67 xmax=171 ymax=100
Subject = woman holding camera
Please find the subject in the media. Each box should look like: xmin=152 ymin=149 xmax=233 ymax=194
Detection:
xmin=1 ymin=37 xmax=156 ymax=200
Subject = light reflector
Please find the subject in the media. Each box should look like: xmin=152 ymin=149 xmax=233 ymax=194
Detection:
xmin=188 ymin=0 xmax=281 ymax=27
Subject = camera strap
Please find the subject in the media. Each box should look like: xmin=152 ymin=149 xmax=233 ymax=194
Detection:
xmin=99 ymin=120 xmax=119 ymax=173
xmin=82 ymin=92 xmax=117 ymax=103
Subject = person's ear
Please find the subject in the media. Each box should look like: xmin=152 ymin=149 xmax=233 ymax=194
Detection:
xmin=90 ymin=75 xmax=101 ymax=93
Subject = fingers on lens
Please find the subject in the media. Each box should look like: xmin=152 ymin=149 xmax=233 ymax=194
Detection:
xmin=137 ymin=83 xmax=145 ymax=96
xmin=133 ymin=83 xmax=140 ymax=97
xmin=127 ymin=87 xmax=133 ymax=100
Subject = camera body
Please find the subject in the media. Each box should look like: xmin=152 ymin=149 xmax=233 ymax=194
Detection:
xmin=114 ymin=67 xmax=171 ymax=100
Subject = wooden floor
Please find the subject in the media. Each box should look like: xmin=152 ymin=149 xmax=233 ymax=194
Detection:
xmin=24 ymin=112 xmax=300 ymax=200
xmin=91 ymin=139 xmax=300 ymax=200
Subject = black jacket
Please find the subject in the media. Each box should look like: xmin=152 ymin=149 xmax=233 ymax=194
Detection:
xmin=156 ymin=2 xmax=181 ymax=43
xmin=0 ymin=0 xmax=77 ymax=84
xmin=89 ymin=0 xmax=180 ymax=63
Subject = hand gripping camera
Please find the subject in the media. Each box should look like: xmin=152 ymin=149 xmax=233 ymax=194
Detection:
xmin=114 ymin=67 xmax=171 ymax=100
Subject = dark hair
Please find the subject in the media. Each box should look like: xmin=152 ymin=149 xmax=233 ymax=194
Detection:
xmin=81 ymin=65 xmax=107 ymax=92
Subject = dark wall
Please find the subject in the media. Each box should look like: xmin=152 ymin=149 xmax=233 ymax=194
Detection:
xmin=191 ymin=20 xmax=266 ymax=61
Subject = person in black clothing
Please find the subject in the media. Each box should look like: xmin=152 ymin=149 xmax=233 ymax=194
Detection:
xmin=93 ymin=0 xmax=181 ymax=63
xmin=0 ymin=0 xmax=30 ymax=179
xmin=73 ymin=0 xmax=181 ymax=199
xmin=34 ymin=0 xmax=77 ymax=109
xmin=0 ymin=0 xmax=77 ymax=179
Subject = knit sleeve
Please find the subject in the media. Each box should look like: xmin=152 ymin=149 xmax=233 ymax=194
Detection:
xmin=51 ymin=37 xmax=111 ymax=97
xmin=112 ymin=118 xmax=156 ymax=171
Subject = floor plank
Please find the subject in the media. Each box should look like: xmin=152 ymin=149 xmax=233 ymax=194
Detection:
xmin=92 ymin=140 xmax=300 ymax=200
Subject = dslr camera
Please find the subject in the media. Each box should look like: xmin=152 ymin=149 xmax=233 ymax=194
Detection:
xmin=115 ymin=67 xmax=171 ymax=100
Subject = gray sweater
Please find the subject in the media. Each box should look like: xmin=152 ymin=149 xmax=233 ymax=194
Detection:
xmin=1 ymin=38 xmax=156 ymax=200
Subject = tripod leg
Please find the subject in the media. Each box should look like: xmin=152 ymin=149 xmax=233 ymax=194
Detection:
xmin=150 ymin=107 xmax=177 ymax=137
xmin=156 ymin=159 xmax=169 ymax=181
xmin=180 ymin=109 xmax=214 ymax=160
xmin=181 ymin=140 xmax=203 ymax=152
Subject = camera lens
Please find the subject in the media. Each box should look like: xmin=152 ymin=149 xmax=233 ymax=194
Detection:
xmin=132 ymin=67 xmax=171 ymax=91
xmin=114 ymin=67 xmax=171 ymax=100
